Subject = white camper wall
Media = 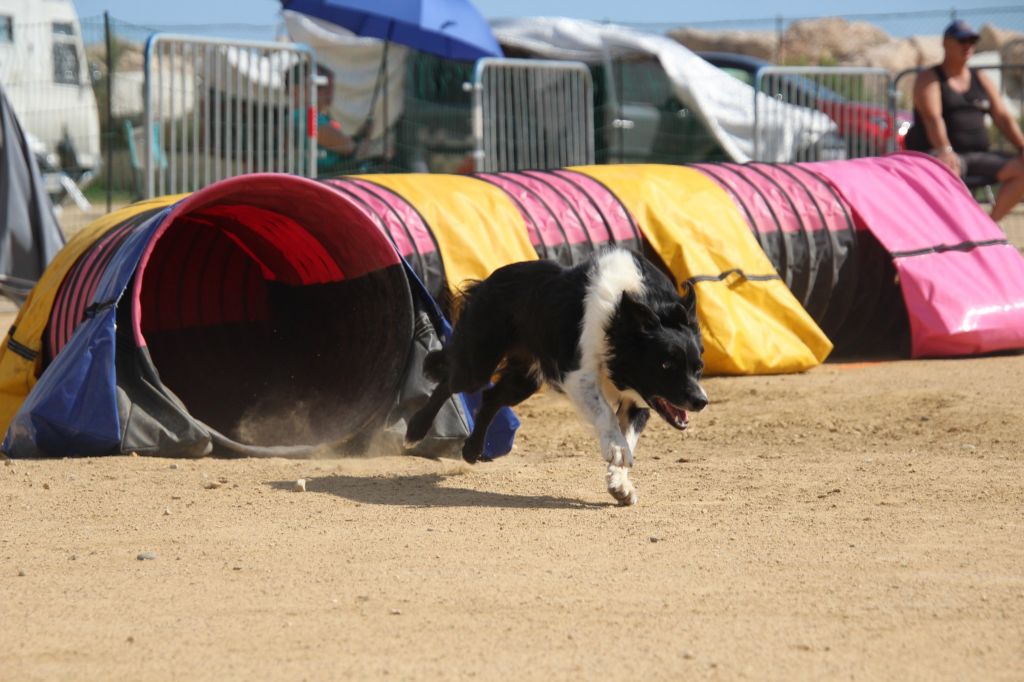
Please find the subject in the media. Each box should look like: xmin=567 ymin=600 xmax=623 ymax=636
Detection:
xmin=0 ymin=0 xmax=101 ymax=171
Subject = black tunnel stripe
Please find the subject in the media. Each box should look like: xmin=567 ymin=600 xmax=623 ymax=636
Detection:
xmin=746 ymin=162 xmax=815 ymax=308
xmin=763 ymin=162 xmax=839 ymax=325
xmin=716 ymin=164 xmax=792 ymax=289
xmin=891 ymin=238 xmax=1010 ymax=259
xmin=783 ymin=163 xmax=861 ymax=338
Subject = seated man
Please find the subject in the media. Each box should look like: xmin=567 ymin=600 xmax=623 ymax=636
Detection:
xmin=904 ymin=20 xmax=1024 ymax=222
xmin=286 ymin=64 xmax=370 ymax=175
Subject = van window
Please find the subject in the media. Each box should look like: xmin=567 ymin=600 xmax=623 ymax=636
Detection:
xmin=614 ymin=59 xmax=671 ymax=109
xmin=52 ymin=22 xmax=75 ymax=36
xmin=53 ymin=44 xmax=80 ymax=84
xmin=0 ymin=16 xmax=12 ymax=43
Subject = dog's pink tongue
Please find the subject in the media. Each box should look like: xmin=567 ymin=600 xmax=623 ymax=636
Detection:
xmin=655 ymin=397 xmax=689 ymax=429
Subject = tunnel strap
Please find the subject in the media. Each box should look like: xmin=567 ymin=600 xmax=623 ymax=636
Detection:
xmin=686 ymin=268 xmax=782 ymax=286
xmin=5 ymin=327 xmax=37 ymax=361
xmin=891 ymin=238 xmax=1010 ymax=259
xmin=83 ymin=299 xmax=118 ymax=320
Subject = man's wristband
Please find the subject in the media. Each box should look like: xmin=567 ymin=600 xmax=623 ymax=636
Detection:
xmin=934 ymin=145 xmax=954 ymax=154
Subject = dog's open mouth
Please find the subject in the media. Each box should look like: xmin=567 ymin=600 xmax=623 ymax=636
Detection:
xmin=651 ymin=397 xmax=689 ymax=430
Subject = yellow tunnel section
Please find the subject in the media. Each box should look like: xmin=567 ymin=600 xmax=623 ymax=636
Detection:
xmin=358 ymin=173 xmax=538 ymax=292
xmin=0 ymin=194 xmax=186 ymax=433
xmin=573 ymin=164 xmax=832 ymax=375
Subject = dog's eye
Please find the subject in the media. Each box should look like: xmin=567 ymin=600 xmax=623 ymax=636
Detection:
xmin=661 ymin=361 xmax=673 ymax=370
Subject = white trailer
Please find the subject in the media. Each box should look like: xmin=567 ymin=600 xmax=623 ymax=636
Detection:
xmin=0 ymin=0 xmax=101 ymax=173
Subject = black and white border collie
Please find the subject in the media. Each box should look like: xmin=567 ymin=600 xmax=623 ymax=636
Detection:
xmin=405 ymin=248 xmax=708 ymax=506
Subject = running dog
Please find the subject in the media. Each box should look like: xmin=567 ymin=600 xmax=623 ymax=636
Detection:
xmin=404 ymin=248 xmax=707 ymax=505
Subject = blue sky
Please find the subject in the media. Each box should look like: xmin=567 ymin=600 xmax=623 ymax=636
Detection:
xmin=71 ymin=0 xmax=1011 ymax=27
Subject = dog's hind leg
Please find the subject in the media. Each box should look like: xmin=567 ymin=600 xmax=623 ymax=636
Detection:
xmin=563 ymin=370 xmax=638 ymax=506
xmin=461 ymin=360 xmax=542 ymax=464
xmin=404 ymin=380 xmax=455 ymax=449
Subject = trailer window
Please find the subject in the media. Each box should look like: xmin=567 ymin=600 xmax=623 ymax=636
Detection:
xmin=0 ymin=16 xmax=12 ymax=43
xmin=53 ymin=43 xmax=80 ymax=84
xmin=52 ymin=22 xmax=80 ymax=85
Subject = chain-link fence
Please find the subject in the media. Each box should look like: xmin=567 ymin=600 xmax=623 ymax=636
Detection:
xmin=5 ymin=7 xmax=1024 ymax=237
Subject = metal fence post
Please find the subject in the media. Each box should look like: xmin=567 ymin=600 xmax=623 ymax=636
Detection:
xmin=104 ymin=12 xmax=114 ymax=213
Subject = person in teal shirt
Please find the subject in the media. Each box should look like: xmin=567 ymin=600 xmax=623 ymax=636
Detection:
xmin=287 ymin=64 xmax=368 ymax=175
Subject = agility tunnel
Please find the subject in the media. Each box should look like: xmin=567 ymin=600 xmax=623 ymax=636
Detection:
xmin=0 ymin=175 xmax=517 ymax=459
xmin=4 ymin=156 xmax=1023 ymax=458
xmin=693 ymin=153 xmax=1024 ymax=358
xmin=339 ymin=167 xmax=830 ymax=376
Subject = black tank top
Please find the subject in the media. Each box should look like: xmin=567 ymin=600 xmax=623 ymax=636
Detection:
xmin=905 ymin=66 xmax=991 ymax=153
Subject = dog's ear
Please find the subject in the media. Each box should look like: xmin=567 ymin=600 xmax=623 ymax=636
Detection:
xmin=680 ymin=283 xmax=698 ymax=322
xmin=664 ymin=302 xmax=689 ymax=329
xmin=620 ymin=292 xmax=660 ymax=330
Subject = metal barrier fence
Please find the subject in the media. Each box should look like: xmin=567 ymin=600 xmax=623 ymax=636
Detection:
xmin=753 ymin=66 xmax=894 ymax=162
xmin=471 ymin=58 xmax=594 ymax=173
xmin=144 ymin=34 xmax=316 ymax=198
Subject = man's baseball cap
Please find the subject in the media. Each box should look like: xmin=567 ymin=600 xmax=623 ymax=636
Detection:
xmin=944 ymin=19 xmax=980 ymax=42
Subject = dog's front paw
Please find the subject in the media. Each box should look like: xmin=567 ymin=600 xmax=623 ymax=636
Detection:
xmin=606 ymin=466 xmax=638 ymax=506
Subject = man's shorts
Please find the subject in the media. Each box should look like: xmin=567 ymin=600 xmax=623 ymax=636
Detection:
xmin=958 ymin=150 xmax=1015 ymax=180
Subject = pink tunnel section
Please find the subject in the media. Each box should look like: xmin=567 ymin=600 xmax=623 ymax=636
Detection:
xmin=476 ymin=169 xmax=641 ymax=265
xmin=322 ymin=177 xmax=447 ymax=301
xmin=806 ymin=152 xmax=1024 ymax=357
xmin=122 ymin=174 xmax=413 ymax=447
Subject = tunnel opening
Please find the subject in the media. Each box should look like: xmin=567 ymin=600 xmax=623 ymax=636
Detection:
xmin=125 ymin=175 xmax=414 ymax=449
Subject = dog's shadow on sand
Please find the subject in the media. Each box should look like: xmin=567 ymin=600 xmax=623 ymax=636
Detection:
xmin=269 ymin=472 xmax=609 ymax=510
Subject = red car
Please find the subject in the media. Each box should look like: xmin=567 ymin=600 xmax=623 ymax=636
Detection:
xmin=699 ymin=51 xmax=911 ymax=157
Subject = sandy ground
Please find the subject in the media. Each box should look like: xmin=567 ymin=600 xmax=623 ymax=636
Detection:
xmin=0 ymin=208 xmax=1020 ymax=680
xmin=1 ymin=342 xmax=1023 ymax=680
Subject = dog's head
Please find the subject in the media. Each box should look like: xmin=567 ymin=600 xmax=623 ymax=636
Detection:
xmin=606 ymin=285 xmax=707 ymax=430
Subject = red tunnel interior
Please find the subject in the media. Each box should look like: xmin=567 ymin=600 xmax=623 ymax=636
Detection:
xmin=130 ymin=175 xmax=414 ymax=449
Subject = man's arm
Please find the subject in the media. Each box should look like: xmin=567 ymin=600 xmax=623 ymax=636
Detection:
xmin=977 ymin=70 xmax=1024 ymax=153
xmin=913 ymin=68 xmax=962 ymax=175
xmin=318 ymin=118 xmax=356 ymax=157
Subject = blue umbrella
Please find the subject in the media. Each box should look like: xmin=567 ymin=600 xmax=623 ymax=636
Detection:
xmin=280 ymin=0 xmax=504 ymax=61
xmin=282 ymin=0 xmax=503 ymax=169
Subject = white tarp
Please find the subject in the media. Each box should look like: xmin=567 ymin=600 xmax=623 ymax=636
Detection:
xmin=283 ymin=10 xmax=407 ymax=153
xmin=491 ymin=17 xmax=836 ymax=163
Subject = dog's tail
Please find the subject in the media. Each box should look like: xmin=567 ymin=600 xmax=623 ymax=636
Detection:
xmin=423 ymin=347 xmax=450 ymax=384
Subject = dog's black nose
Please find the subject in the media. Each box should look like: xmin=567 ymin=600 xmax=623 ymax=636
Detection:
xmin=689 ymin=395 xmax=708 ymax=412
